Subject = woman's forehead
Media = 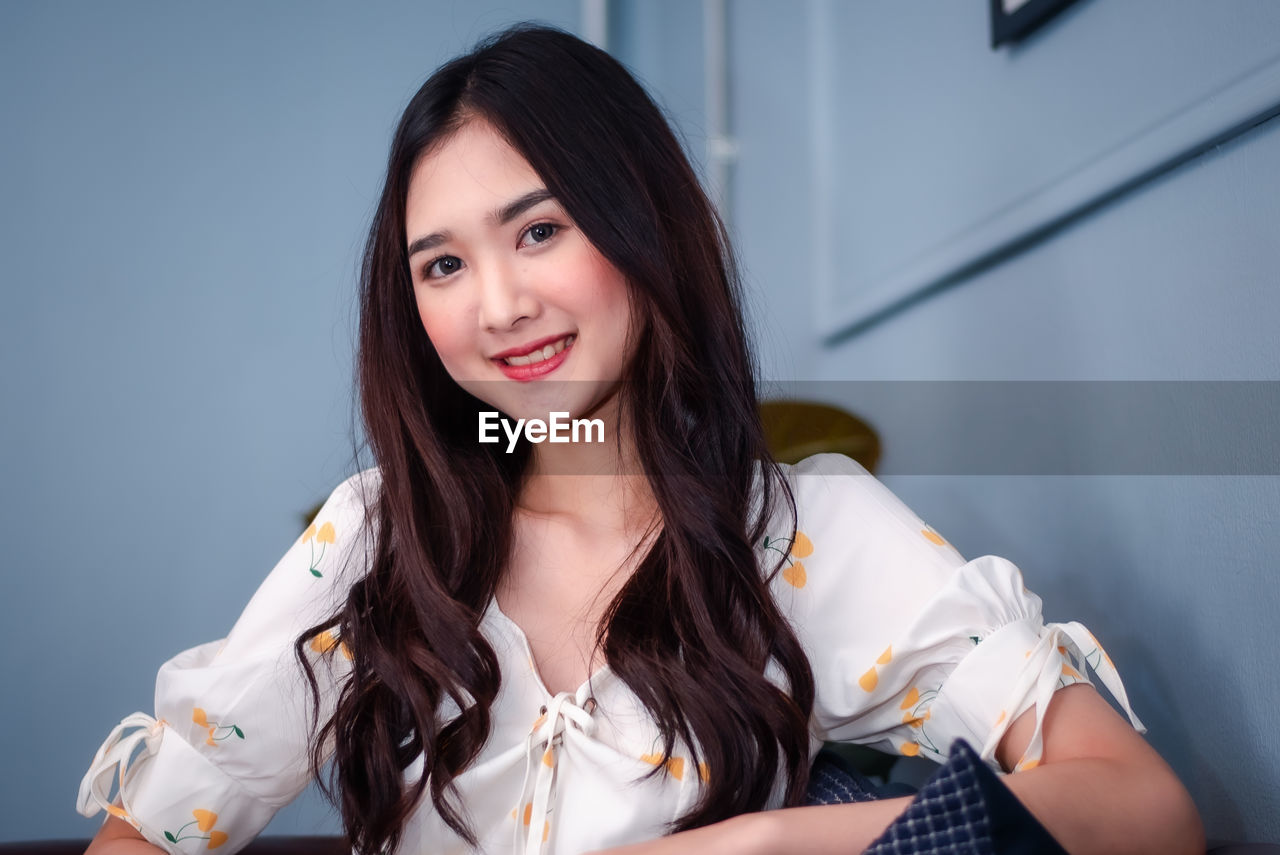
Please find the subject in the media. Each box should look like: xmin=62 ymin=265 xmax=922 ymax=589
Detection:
xmin=405 ymin=120 xmax=546 ymax=234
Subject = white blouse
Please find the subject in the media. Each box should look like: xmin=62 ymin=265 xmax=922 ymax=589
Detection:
xmin=77 ymin=453 xmax=1143 ymax=854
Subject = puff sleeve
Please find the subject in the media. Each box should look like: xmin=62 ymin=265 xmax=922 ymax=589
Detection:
xmin=76 ymin=469 xmax=379 ymax=853
xmin=767 ymin=454 xmax=1142 ymax=771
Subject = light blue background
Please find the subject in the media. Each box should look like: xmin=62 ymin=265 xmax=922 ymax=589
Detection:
xmin=4 ymin=0 xmax=1279 ymax=845
xmin=0 ymin=0 xmax=583 ymax=839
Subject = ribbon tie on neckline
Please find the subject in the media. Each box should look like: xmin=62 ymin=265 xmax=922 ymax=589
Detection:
xmin=514 ymin=690 xmax=598 ymax=855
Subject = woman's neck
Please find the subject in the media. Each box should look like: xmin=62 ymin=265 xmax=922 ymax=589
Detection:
xmin=518 ymin=398 xmax=658 ymax=536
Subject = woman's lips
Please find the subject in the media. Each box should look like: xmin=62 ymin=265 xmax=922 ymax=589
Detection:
xmin=493 ymin=335 xmax=574 ymax=381
xmin=492 ymin=333 xmax=575 ymax=361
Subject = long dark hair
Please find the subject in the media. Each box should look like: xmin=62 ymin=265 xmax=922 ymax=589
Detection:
xmin=297 ymin=24 xmax=811 ymax=855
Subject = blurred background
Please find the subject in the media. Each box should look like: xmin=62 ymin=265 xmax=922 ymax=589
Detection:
xmin=3 ymin=0 xmax=1279 ymax=845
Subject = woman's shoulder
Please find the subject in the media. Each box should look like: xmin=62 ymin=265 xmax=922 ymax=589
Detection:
xmin=305 ymin=466 xmax=383 ymax=557
xmin=769 ymin=453 xmax=957 ymax=554
xmin=295 ymin=465 xmax=383 ymax=579
xmin=759 ymin=453 xmax=967 ymax=592
xmin=205 ymin=466 xmax=383 ymax=659
xmin=328 ymin=465 xmax=383 ymax=511
xmin=772 ymin=451 xmax=873 ymax=490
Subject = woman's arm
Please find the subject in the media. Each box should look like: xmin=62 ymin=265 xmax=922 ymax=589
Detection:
xmin=990 ymin=683 xmax=1203 ymax=855
xmin=592 ymin=684 xmax=1204 ymax=855
xmin=84 ymin=816 xmax=167 ymax=855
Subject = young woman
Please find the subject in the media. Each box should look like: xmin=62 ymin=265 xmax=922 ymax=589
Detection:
xmin=79 ymin=24 xmax=1202 ymax=855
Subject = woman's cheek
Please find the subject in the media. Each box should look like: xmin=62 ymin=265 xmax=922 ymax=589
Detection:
xmin=424 ymin=323 xmax=464 ymax=367
xmin=416 ymin=301 xmax=462 ymax=365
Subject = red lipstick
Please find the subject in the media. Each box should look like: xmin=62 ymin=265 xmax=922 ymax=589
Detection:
xmin=491 ymin=334 xmax=575 ymax=382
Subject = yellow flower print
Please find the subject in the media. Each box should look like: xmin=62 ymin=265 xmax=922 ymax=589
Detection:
xmin=640 ymin=752 xmax=687 ymax=780
xmin=304 ymin=520 xmax=336 ymax=577
xmin=763 ymin=530 xmax=813 ymax=589
xmin=782 ymin=562 xmax=807 ymax=588
xmin=698 ymin=762 xmax=710 ymax=783
xmin=897 ymin=685 xmax=941 ymax=754
xmin=106 ymin=803 xmax=140 ymax=830
xmin=1055 ymin=642 xmax=1090 ymax=686
xmin=513 ymin=804 xmax=550 ymax=842
xmin=309 ymin=629 xmax=354 ymax=660
xmin=858 ymin=646 xmax=894 ymax=692
xmin=921 ymin=526 xmax=949 ymax=547
xmin=192 ymin=708 xmax=244 ymax=746
xmin=165 ymin=809 xmax=228 ymax=848
xmin=900 ymin=741 xmax=921 ymax=757
xmin=310 ymin=631 xmax=337 ymax=653
xmin=1080 ymin=629 xmax=1115 ymax=672
xmin=901 ymin=708 xmax=931 ymax=729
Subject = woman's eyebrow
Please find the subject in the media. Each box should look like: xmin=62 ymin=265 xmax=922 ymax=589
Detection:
xmin=407 ymin=188 xmax=555 ymax=258
xmin=492 ymin=188 xmax=554 ymax=226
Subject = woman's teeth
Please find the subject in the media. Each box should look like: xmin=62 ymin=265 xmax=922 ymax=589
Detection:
xmin=503 ymin=335 xmax=575 ymax=366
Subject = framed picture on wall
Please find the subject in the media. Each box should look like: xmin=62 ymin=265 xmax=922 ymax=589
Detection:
xmin=990 ymin=0 xmax=1079 ymax=47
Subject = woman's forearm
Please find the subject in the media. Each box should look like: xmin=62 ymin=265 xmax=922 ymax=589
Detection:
xmin=586 ymin=796 xmax=914 ymax=855
xmin=1000 ymin=755 xmax=1203 ymax=855
xmin=736 ymin=755 xmax=1202 ymax=855
xmin=736 ymin=796 xmax=912 ymax=855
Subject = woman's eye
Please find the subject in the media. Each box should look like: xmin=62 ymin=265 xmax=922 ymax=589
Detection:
xmin=520 ymin=223 xmax=558 ymax=246
xmin=425 ymin=255 xmax=463 ymax=279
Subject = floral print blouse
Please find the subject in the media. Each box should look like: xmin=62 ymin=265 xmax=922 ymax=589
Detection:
xmin=77 ymin=453 xmax=1142 ymax=854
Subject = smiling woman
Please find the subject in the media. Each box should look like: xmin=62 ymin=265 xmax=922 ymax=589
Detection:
xmin=405 ymin=118 xmax=636 ymax=424
xmin=77 ymin=23 xmax=1201 ymax=855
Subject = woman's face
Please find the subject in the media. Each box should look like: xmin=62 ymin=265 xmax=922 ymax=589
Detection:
xmin=404 ymin=119 xmax=636 ymax=427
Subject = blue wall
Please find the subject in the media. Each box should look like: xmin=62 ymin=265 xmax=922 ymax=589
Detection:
xmin=0 ymin=1 xmax=580 ymax=841
xmin=620 ymin=0 xmax=1280 ymax=844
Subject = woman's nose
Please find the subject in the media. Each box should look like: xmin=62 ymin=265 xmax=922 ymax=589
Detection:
xmin=477 ymin=259 xmax=539 ymax=331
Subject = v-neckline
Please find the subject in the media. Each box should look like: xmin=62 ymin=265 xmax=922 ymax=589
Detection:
xmin=485 ymin=597 xmax=612 ymax=701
